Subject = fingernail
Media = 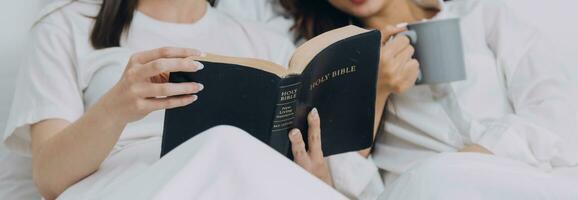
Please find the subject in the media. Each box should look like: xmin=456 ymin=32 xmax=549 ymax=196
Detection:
xmin=191 ymin=95 xmax=198 ymax=102
xmin=290 ymin=130 xmax=296 ymax=137
xmin=311 ymin=108 xmax=319 ymax=119
xmin=197 ymin=83 xmax=204 ymax=91
xmin=289 ymin=129 xmax=298 ymax=140
xmin=291 ymin=129 xmax=301 ymax=136
xmin=396 ymin=22 xmax=408 ymax=28
xmin=196 ymin=62 xmax=204 ymax=70
xmin=200 ymin=52 xmax=207 ymax=57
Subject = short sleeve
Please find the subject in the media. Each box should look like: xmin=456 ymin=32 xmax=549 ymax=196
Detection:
xmin=3 ymin=21 xmax=84 ymax=156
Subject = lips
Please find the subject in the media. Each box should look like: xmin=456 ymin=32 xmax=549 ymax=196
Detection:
xmin=350 ymin=0 xmax=367 ymax=5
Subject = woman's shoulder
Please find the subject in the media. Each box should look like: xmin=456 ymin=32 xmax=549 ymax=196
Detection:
xmin=212 ymin=8 xmax=295 ymax=65
xmin=33 ymin=0 xmax=100 ymax=33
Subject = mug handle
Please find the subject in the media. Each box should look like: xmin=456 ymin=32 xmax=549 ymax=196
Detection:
xmin=399 ymin=30 xmax=418 ymax=44
xmin=398 ymin=30 xmax=423 ymax=84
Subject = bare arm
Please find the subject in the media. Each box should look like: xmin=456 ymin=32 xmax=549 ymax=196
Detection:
xmin=291 ymin=26 xmax=421 ymax=188
xmin=30 ymin=47 xmax=205 ymax=200
xmin=31 ymin=109 xmax=125 ymax=199
xmin=359 ymin=26 xmax=419 ymax=157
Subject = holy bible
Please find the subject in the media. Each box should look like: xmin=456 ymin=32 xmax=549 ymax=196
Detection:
xmin=161 ymin=25 xmax=381 ymax=157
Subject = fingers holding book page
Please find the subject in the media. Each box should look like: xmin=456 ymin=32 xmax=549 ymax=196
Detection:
xmin=289 ymin=108 xmax=334 ymax=186
xmin=99 ymin=47 xmax=206 ymax=124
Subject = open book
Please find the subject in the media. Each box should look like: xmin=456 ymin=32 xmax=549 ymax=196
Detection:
xmin=161 ymin=25 xmax=381 ymax=157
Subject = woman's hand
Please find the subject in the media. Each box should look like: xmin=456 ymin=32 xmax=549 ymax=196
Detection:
xmin=98 ymin=47 xmax=205 ymax=124
xmin=377 ymin=25 xmax=420 ymax=94
xmin=31 ymin=47 xmax=206 ymax=200
xmin=361 ymin=25 xmax=421 ymax=158
xmin=289 ymin=108 xmax=333 ymax=186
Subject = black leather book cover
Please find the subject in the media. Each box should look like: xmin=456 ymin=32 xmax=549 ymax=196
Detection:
xmin=161 ymin=65 xmax=284 ymax=156
xmin=161 ymin=30 xmax=381 ymax=158
xmin=292 ymin=31 xmax=381 ymax=156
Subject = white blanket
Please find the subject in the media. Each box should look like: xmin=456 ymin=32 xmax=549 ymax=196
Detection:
xmin=57 ymin=126 xmax=346 ymax=200
xmin=381 ymin=153 xmax=578 ymax=200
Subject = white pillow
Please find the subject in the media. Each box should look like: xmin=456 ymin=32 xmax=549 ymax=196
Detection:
xmin=504 ymin=0 xmax=578 ymax=86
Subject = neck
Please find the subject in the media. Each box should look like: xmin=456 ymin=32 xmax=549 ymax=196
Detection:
xmin=362 ymin=0 xmax=437 ymax=29
xmin=137 ymin=0 xmax=207 ymax=24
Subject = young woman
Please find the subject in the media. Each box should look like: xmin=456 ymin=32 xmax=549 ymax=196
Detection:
xmin=3 ymin=0 xmax=417 ymax=199
xmin=281 ymin=0 xmax=578 ymax=199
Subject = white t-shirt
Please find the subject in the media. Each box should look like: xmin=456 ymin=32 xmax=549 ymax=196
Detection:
xmin=326 ymin=0 xmax=578 ymax=199
xmin=217 ymin=0 xmax=578 ymax=199
xmin=3 ymin=0 xmax=295 ymax=156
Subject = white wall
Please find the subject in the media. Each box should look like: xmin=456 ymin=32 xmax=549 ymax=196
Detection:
xmin=0 ymin=1 xmax=42 ymax=156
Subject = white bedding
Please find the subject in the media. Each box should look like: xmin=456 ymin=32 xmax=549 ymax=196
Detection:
xmin=505 ymin=0 xmax=578 ymax=86
xmin=0 ymin=0 xmax=577 ymax=199
xmin=380 ymin=153 xmax=578 ymax=199
xmin=55 ymin=126 xmax=346 ymax=200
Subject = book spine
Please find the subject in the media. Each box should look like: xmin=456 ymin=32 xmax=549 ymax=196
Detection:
xmin=269 ymin=76 xmax=302 ymax=156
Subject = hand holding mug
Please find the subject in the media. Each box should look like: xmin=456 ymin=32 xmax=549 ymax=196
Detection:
xmin=378 ymin=25 xmax=420 ymax=94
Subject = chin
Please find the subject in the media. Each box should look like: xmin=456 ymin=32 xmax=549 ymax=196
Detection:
xmin=330 ymin=0 xmax=385 ymax=18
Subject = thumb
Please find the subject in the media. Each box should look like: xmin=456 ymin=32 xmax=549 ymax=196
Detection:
xmin=380 ymin=23 xmax=408 ymax=44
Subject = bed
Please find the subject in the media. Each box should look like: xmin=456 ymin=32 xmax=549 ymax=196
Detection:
xmin=0 ymin=0 xmax=576 ymax=199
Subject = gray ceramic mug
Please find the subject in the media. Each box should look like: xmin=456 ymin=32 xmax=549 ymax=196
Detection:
xmin=402 ymin=17 xmax=467 ymax=85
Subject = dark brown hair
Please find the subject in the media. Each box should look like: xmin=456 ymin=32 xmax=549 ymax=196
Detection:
xmin=280 ymin=0 xmax=361 ymax=40
xmin=90 ymin=0 xmax=217 ymax=49
xmin=281 ymin=0 xmax=448 ymax=40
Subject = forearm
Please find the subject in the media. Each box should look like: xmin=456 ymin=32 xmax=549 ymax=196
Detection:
xmin=359 ymin=89 xmax=391 ymax=158
xmin=27 ymin=47 xmax=202 ymax=200
xmin=373 ymin=89 xmax=391 ymax=134
xmin=31 ymin=102 xmax=126 ymax=199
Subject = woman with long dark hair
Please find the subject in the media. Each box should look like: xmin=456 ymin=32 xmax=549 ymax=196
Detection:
xmin=280 ymin=0 xmax=578 ymax=199
xmin=1 ymin=0 xmax=373 ymax=199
